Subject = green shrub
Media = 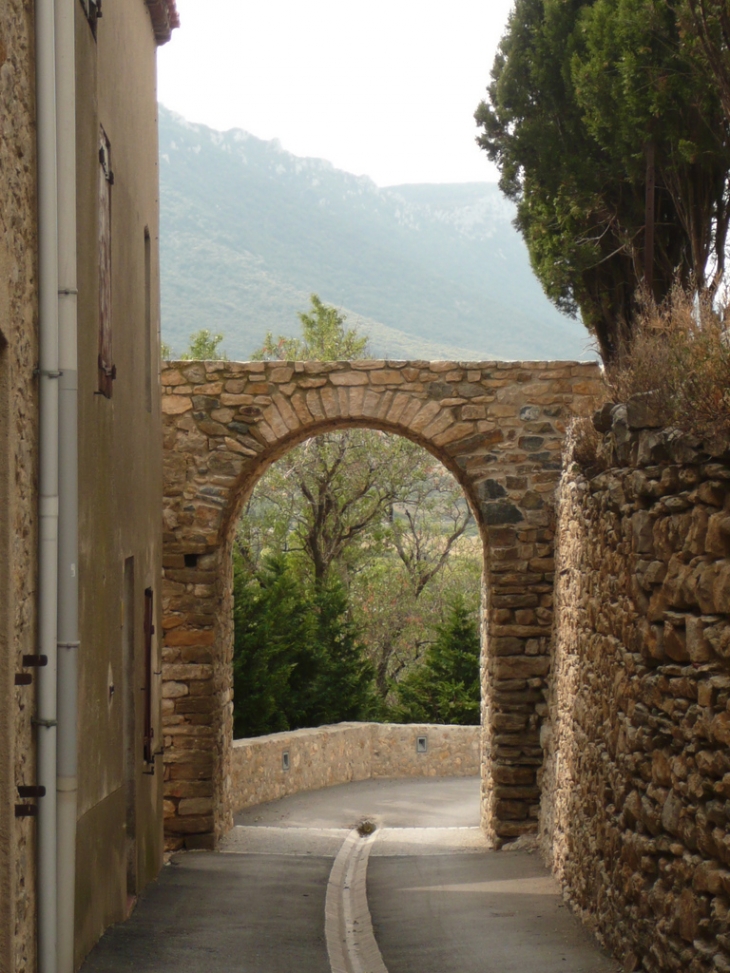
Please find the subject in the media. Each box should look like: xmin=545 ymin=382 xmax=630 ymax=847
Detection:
xmin=232 ymin=552 xmax=379 ymax=737
xmin=392 ymin=597 xmax=480 ymax=725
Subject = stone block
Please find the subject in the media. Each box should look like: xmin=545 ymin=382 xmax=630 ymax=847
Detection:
xmin=686 ymin=616 xmax=713 ymax=663
xmin=178 ymin=797 xmax=214 ymax=816
xmin=492 ymin=766 xmax=536 ymax=785
xmin=711 ymin=713 xmax=730 ymax=746
xmin=162 ymin=395 xmax=192 ymax=415
xmin=627 ymin=391 xmax=665 ymax=429
xmin=492 ymin=713 xmax=528 ymax=732
xmin=483 ymin=500 xmax=524 ymax=526
xmin=664 ymin=620 xmax=689 ymax=662
xmin=495 ymin=800 xmax=529 ymax=820
xmin=162 ymin=681 xmax=189 ymax=699
xmin=165 ymin=814 xmax=215 ymax=835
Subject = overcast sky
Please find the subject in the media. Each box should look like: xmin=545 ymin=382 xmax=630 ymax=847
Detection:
xmin=157 ymin=0 xmax=515 ymax=187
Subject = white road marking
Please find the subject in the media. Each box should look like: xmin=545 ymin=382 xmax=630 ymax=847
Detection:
xmin=325 ymin=829 xmax=388 ymax=973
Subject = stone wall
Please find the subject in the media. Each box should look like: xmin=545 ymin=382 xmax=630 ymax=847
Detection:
xmin=0 ymin=3 xmax=38 ymax=971
xmin=161 ymin=358 xmax=604 ymax=848
xmin=541 ymin=403 xmax=730 ymax=973
xmin=230 ymin=722 xmax=480 ymax=812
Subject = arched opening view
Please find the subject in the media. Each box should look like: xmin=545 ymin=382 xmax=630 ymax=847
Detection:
xmin=232 ymin=428 xmax=481 ymax=738
xmin=160 ymin=355 xmax=601 ymax=852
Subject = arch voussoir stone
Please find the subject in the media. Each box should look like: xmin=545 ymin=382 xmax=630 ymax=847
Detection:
xmin=161 ymin=358 xmax=604 ymax=850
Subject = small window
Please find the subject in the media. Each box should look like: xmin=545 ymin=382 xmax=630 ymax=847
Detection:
xmin=416 ymin=736 xmax=428 ymax=754
xmin=98 ymin=127 xmax=115 ymax=398
xmin=282 ymin=751 xmax=290 ymax=772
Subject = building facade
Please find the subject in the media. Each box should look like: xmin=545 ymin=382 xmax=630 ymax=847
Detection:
xmin=0 ymin=0 xmax=176 ymax=969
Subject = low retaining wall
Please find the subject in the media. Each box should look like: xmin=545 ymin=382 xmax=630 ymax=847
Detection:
xmin=542 ymin=405 xmax=730 ymax=973
xmin=230 ymin=722 xmax=480 ymax=812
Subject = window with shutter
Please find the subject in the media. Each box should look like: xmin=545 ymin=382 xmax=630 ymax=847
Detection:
xmin=98 ymin=127 xmax=115 ymax=398
xmin=80 ymin=0 xmax=101 ymax=36
xmin=143 ymin=587 xmax=155 ymax=766
xmin=144 ymin=228 xmax=152 ymax=413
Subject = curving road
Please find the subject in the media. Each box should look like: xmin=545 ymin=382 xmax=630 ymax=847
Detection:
xmin=81 ymin=777 xmax=621 ymax=973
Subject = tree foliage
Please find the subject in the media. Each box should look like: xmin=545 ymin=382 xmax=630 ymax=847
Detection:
xmin=180 ymin=328 xmax=228 ymax=360
xmin=476 ymin=0 xmax=730 ymax=361
xmin=232 ymin=552 xmax=379 ymax=738
xmin=239 ymin=432 xmax=476 ymax=698
xmin=231 ymin=296 xmax=481 ymax=731
xmin=253 ymin=293 xmax=368 ymax=361
xmin=240 ymin=430 xmax=434 ymax=584
xmin=683 ymin=0 xmax=730 ymax=124
xmin=162 ymin=328 xmax=228 ymax=361
xmin=392 ymin=597 xmax=481 ymax=725
xmin=349 ymin=467 xmax=474 ymax=696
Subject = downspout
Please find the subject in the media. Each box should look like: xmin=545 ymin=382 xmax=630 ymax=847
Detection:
xmin=55 ymin=0 xmax=79 ymax=967
xmin=35 ymin=0 xmax=60 ymax=969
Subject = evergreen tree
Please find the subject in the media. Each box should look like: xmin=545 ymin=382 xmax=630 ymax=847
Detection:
xmin=232 ymin=552 xmax=378 ymax=737
xmin=232 ymin=553 xmax=312 ymax=738
xmin=393 ymin=598 xmax=480 ymax=725
xmin=308 ymin=580 xmax=380 ymax=724
xmin=476 ymin=0 xmax=730 ymax=361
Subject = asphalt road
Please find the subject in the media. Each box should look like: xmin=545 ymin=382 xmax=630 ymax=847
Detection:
xmin=81 ymin=777 xmax=622 ymax=973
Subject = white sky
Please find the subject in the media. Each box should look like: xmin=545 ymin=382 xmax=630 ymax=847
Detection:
xmin=157 ymin=0 xmax=515 ymax=187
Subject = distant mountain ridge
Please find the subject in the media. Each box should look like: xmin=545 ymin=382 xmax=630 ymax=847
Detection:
xmin=158 ymin=107 xmax=595 ymax=361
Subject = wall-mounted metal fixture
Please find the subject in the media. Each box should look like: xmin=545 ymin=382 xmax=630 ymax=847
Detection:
xmin=282 ymin=751 xmax=290 ymax=772
xmin=15 ymin=654 xmax=48 ymax=685
xmin=23 ymin=654 xmax=49 ymax=667
xmin=15 ymin=805 xmax=39 ymax=817
xmin=16 ymin=785 xmax=45 ymax=817
xmin=416 ymin=736 xmax=428 ymax=754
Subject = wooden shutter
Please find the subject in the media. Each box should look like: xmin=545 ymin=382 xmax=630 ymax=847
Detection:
xmin=143 ymin=587 xmax=155 ymax=765
xmin=80 ymin=0 xmax=101 ymax=35
xmin=98 ymin=128 xmax=115 ymax=397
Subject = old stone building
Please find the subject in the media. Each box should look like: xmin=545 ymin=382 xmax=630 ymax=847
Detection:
xmin=0 ymin=0 xmax=177 ymax=970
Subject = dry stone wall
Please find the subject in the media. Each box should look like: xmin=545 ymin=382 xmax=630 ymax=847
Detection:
xmin=542 ymin=403 xmax=730 ymax=973
xmin=160 ymin=358 xmax=603 ymax=849
xmin=230 ymin=722 xmax=480 ymax=813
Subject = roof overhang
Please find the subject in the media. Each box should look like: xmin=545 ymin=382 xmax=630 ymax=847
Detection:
xmin=145 ymin=0 xmax=179 ymax=45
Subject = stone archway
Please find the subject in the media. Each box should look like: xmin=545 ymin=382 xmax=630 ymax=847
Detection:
xmin=160 ymin=358 xmax=603 ymax=849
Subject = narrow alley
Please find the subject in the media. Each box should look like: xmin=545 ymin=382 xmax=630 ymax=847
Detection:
xmin=80 ymin=778 xmax=619 ymax=973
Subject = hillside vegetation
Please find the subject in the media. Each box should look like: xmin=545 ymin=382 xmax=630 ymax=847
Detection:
xmin=158 ymin=106 xmax=593 ymax=362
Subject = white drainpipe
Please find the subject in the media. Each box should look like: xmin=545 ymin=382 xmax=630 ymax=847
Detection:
xmin=35 ymin=0 xmax=60 ymax=968
xmin=36 ymin=0 xmax=78 ymax=968
xmin=55 ymin=0 xmax=79 ymax=967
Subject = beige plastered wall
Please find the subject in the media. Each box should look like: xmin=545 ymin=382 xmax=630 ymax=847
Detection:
xmin=0 ymin=2 xmax=39 ymax=971
xmin=230 ymin=723 xmax=481 ymax=813
xmin=74 ymin=1 xmax=164 ymax=965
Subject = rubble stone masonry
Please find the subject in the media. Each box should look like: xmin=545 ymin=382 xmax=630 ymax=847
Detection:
xmin=0 ymin=2 xmax=38 ymax=971
xmin=230 ymin=722 xmax=480 ymax=813
xmin=160 ymin=358 xmax=603 ymax=849
xmin=541 ymin=402 xmax=730 ymax=972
